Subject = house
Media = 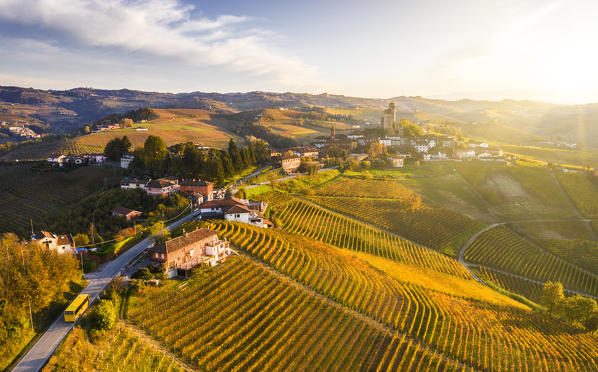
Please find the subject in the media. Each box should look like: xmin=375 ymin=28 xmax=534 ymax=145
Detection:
xmin=389 ymin=155 xmax=405 ymax=168
xmin=111 ymin=206 xmax=142 ymax=220
xmin=145 ymin=178 xmax=180 ymax=197
xmin=150 ymin=228 xmax=230 ymax=276
xmin=281 ymin=155 xmax=301 ymax=174
xmin=120 ymin=154 xmax=134 ymax=169
xmin=423 ymin=152 xmax=448 ymax=161
xmin=67 ymin=154 xmax=86 ymax=165
xmin=179 ymin=179 xmax=214 ymax=200
xmin=85 ymin=153 xmax=106 ymax=163
xmin=456 ymin=149 xmax=476 ymax=159
xmin=346 ymin=153 xmax=368 ymax=163
xmin=287 ymin=146 xmax=319 ymax=159
xmin=120 ymin=177 xmax=149 ymax=190
xmin=378 ymin=139 xmax=391 ymax=147
xmin=31 ymin=231 xmax=75 ymax=254
xmin=213 ymin=188 xmax=226 ymax=199
xmin=47 ymin=153 xmax=67 ymax=166
xmin=199 ymin=197 xmax=272 ymax=227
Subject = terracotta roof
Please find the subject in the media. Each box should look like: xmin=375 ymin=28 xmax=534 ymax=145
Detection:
xmin=112 ymin=206 xmax=140 ymax=216
xmin=146 ymin=178 xmax=177 ymax=189
xmin=180 ymin=179 xmax=213 ymax=187
xmin=56 ymin=234 xmax=74 ymax=247
xmin=200 ymin=197 xmax=244 ymax=209
xmin=151 ymin=228 xmax=218 ymax=254
xmin=224 ymin=205 xmax=251 ymax=214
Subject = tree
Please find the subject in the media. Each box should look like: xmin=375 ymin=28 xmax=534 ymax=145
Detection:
xmin=132 ymin=267 xmax=153 ymax=280
xmin=368 ymin=142 xmax=385 ymax=160
xmin=142 ymin=135 xmax=168 ymax=171
xmin=103 ymin=136 xmax=132 ymax=162
xmin=236 ymin=188 xmax=247 ymax=199
xmin=225 ymin=188 xmax=233 ymax=198
xmin=120 ymin=118 xmax=133 ymax=127
xmin=399 ymin=118 xmax=424 ymax=137
xmin=92 ymin=299 xmax=117 ymax=331
xmin=228 ymin=139 xmax=242 ymax=171
xmin=73 ymin=233 xmax=90 ymax=247
xmin=149 ymin=221 xmax=170 ymax=244
xmin=541 ymin=281 xmax=565 ymax=315
xmin=559 ymin=295 xmax=598 ymax=324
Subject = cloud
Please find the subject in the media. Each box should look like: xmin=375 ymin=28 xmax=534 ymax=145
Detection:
xmin=0 ymin=0 xmax=317 ymax=86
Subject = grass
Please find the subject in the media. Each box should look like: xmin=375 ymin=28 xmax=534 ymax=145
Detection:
xmin=501 ymin=143 xmax=598 ymax=168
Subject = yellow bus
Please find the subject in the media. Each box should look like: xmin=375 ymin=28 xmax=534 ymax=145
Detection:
xmin=64 ymin=294 xmax=89 ymax=322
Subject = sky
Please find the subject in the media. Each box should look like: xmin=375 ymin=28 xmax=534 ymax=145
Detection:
xmin=0 ymin=0 xmax=597 ymax=103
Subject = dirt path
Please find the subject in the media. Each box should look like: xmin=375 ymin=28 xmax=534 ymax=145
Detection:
xmin=231 ymin=248 xmax=472 ymax=371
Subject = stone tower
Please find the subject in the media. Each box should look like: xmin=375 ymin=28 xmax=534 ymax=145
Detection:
xmin=382 ymin=102 xmax=396 ymax=133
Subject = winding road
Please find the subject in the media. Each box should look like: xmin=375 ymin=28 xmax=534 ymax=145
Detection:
xmin=12 ymin=212 xmax=195 ymax=372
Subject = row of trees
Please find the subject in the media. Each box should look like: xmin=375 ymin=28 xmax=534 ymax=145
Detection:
xmin=130 ymin=136 xmax=270 ymax=183
xmin=87 ymin=107 xmax=158 ymax=133
xmin=541 ymin=282 xmax=598 ymax=332
xmin=0 ymin=234 xmax=80 ymax=367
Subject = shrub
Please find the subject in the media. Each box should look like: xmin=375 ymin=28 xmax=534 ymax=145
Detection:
xmin=92 ymin=299 xmax=117 ymax=331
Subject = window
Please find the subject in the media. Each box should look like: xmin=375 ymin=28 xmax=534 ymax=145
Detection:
xmin=161 ymin=253 xmax=165 ymax=259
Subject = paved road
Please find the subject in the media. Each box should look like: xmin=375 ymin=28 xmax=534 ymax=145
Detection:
xmin=12 ymin=213 xmax=195 ymax=372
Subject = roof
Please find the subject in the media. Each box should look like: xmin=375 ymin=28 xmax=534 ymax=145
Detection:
xmin=56 ymin=234 xmax=74 ymax=247
xmin=282 ymin=154 xmax=300 ymax=160
xmin=151 ymin=228 xmax=218 ymax=254
xmin=32 ymin=230 xmax=55 ymax=240
xmin=112 ymin=206 xmax=140 ymax=216
xmin=120 ymin=177 xmax=149 ymax=185
xmin=200 ymin=197 xmax=245 ymax=209
xmin=180 ymin=179 xmax=213 ymax=187
xmin=146 ymin=178 xmax=177 ymax=189
xmin=224 ymin=205 xmax=251 ymax=215
xmin=48 ymin=153 xmax=65 ymax=158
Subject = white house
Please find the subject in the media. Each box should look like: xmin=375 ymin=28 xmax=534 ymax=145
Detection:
xmin=120 ymin=177 xmax=149 ymax=190
xmin=423 ymin=152 xmax=448 ymax=161
xmin=120 ymin=154 xmax=134 ymax=169
xmin=456 ymin=149 xmax=476 ymax=159
xmin=31 ymin=231 xmax=75 ymax=254
xmin=378 ymin=139 xmax=391 ymax=147
xmin=47 ymin=153 xmax=67 ymax=166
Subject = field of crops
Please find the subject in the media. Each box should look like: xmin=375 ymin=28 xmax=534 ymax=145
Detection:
xmin=509 ymin=220 xmax=596 ymax=241
xmin=313 ymin=176 xmax=416 ymax=199
xmin=44 ymin=324 xmax=187 ymax=371
xmin=128 ymin=255 xmax=456 ymax=371
xmin=0 ymin=164 xmax=125 ymax=235
xmin=257 ymin=195 xmax=470 ymax=277
xmin=464 ymin=226 xmax=598 ymax=297
xmin=539 ymin=239 xmax=598 ymax=275
xmin=556 ymin=172 xmax=598 ymax=218
xmin=474 ymin=266 xmax=544 ymax=304
xmin=177 ymin=221 xmax=598 ymax=371
xmin=304 ymin=195 xmax=479 ymax=254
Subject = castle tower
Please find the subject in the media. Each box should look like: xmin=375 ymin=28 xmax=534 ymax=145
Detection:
xmin=383 ymin=102 xmax=396 ymax=133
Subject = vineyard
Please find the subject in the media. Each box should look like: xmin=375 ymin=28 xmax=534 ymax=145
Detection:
xmin=464 ymin=226 xmax=598 ymax=297
xmin=44 ymin=324 xmax=188 ymax=371
xmin=509 ymin=220 xmax=597 ymax=241
xmin=303 ymin=195 xmax=479 ymax=254
xmin=0 ymin=164 xmax=125 ymax=235
xmin=162 ymin=221 xmax=598 ymax=371
xmin=556 ymin=172 xmax=598 ymax=218
xmin=539 ymin=239 xmax=598 ymax=275
xmin=255 ymin=193 xmax=471 ymax=277
xmin=313 ymin=176 xmax=416 ymax=199
xmin=0 ymin=137 xmax=104 ymax=161
xmin=128 ymin=255 xmax=457 ymax=371
xmin=473 ymin=266 xmax=544 ymax=304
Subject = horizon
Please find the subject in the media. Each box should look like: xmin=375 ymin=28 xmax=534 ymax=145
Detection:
xmin=1 ymin=1 xmax=598 ymax=105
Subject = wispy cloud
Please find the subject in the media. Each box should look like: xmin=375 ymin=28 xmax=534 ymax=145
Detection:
xmin=0 ymin=0 xmax=317 ymax=86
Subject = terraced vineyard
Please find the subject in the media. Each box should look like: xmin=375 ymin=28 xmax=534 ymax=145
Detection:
xmin=304 ymin=195 xmax=479 ymax=254
xmin=539 ymin=239 xmax=598 ymax=274
xmin=258 ymin=195 xmax=470 ymax=277
xmin=44 ymin=324 xmax=188 ymax=371
xmin=182 ymin=221 xmax=598 ymax=371
xmin=556 ymin=172 xmax=598 ymax=218
xmin=128 ymin=255 xmax=456 ymax=371
xmin=473 ymin=266 xmax=544 ymax=304
xmin=0 ymin=164 xmax=125 ymax=235
xmin=464 ymin=226 xmax=598 ymax=297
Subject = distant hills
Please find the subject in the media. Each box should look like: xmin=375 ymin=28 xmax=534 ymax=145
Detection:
xmin=2 ymin=85 xmax=598 ymax=147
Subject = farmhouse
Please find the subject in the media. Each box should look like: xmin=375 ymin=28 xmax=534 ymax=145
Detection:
xmin=145 ymin=178 xmax=180 ymax=198
xmin=199 ymin=197 xmax=272 ymax=227
xmin=120 ymin=177 xmax=149 ymax=190
xmin=179 ymin=179 xmax=214 ymax=200
xmin=150 ymin=228 xmax=230 ymax=276
xmin=111 ymin=206 xmax=142 ymax=220
xmin=389 ymin=155 xmax=405 ymax=167
xmin=85 ymin=153 xmax=106 ymax=163
xmin=280 ymin=154 xmax=301 ymax=174
xmin=31 ymin=231 xmax=75 ymax=254
xmin=120 ymin=154 xmax=134 ymax=169
xmin=47 ymin=153 xmax=67 ymax=166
